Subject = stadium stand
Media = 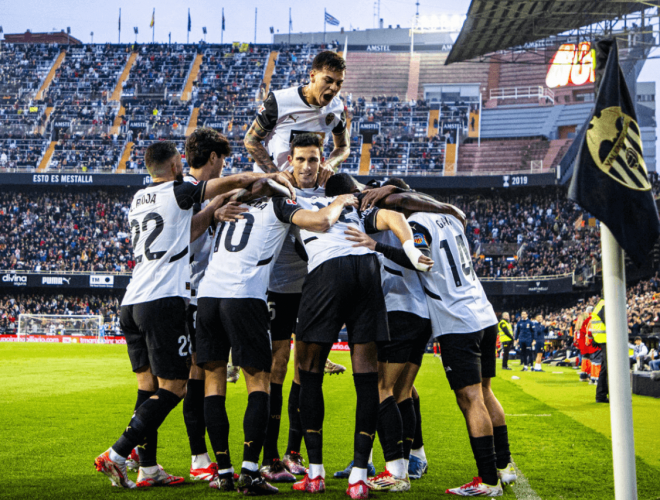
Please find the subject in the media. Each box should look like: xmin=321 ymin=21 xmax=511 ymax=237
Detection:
xmin=122 ymin=45 xmax=196 ymax=98
xmin=342 ymin=52 xmax=411 ymax=100
xmin=48 ymin=133 xmax=125 ymax=172
xmin=0 ymin=137 xmax=46 ymax=171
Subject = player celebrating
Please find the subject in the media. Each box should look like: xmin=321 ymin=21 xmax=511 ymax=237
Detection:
xmin=288 ymin=173 xmax=432 ymax=499
xmin=93 ymin=141 xmax=294 ymax=490
xmin=244 ymin=50 xmax=349 ymax=185
xmin=405 ymin=211 xmax=516 ymax=496
xmin=195 ymin=164 xmax=364 ymax=494
xmin=181 ymin=128 xmax=248 ymax=481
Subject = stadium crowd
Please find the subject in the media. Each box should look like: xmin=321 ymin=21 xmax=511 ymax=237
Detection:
xmin=0 ymin=292 xmax=122 ymax=335
xmin=0 ymin=190 xmax=135 ymax=272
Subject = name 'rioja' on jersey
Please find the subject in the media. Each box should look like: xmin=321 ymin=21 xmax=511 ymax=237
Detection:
xmin=198 ymin=197 xmax=302 ymax=302
xmin=408 ymin=212 xmax=497 ymax=337
xmin=295 ymin=195 xmax=380 ymax=272
xmin=254 ymin=86 xmax=346 ymax=172
xmin=269 ymin=186 xmax=325 ymax=294
xmin=122 ymin=178 xmax=207 ymax=306
xmin=372 ymin=230 xmax=429 ymax=319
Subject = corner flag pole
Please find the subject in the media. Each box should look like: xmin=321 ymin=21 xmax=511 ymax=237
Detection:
xmin=600 ymin=225 xmax=637 ymax=500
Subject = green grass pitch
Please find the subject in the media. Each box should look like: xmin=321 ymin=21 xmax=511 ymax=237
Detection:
xmin=1 ymin=344 xmax=659 ymax=499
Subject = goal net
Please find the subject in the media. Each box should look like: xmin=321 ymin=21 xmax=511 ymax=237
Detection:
xmin=17 ymin=314 xmax=103 ymax=341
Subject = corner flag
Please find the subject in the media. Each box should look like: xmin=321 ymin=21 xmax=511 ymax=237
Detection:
xmin=325 ymin=12 xmax=340 ymax=26
xmin=568 ymin=38 xmax=660 ymax=267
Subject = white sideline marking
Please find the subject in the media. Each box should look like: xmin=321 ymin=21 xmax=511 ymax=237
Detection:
xmin=505 ymin=414 xmax=552 ymax=417
xmin=510 ymin=462 xmax=542 ymax=500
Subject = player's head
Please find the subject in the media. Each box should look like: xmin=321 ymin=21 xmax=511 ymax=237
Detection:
xmin=309 ymin=51 xmax=346 ymax=107
xmin=185 ymin=127 xmax=231 ymax=179
xmin=145 ymin=141 xmax=182 ymax=181
xmin=325 ymin=173 xmax=361 ymax=197
xmin=521 ymin=311 xmax=528 ymax=320
xmin=502 ymin=312 xmax=510 ymax=321
xmin=289 ymin=133 xmax=323 ymax=189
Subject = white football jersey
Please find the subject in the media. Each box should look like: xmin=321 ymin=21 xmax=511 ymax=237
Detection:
xmin=254 ymin=86 xmax=346 ymax=172
xmin=122 ymin=178 xmax=207 ymax=306
xmin=407 ymin=212 xmax=497 ymax=337
xmin=372 ymin=230 xmax=429 ymax=319
xmin=186 ymin=175 xmax=214 ymax=307
xmin=269 ymin=186 xmax=325 ymax=294
xmin=291 ymin=195 xmax=379 ymax=273
xmin=198 ymin=197 xmax=301 ymax=302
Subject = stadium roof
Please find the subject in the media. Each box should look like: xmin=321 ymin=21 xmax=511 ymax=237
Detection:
xmin=446 ymin=0 xmax=660 ymax=65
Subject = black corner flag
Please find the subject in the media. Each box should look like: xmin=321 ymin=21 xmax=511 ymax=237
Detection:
xmin=568 ymin=38 xmax=660 ymax=267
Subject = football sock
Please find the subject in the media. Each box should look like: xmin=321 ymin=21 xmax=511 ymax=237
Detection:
xmin=348 ymin=467 xmax=368 ymax=485
xmin=410 ymin=446 xmax=426 ymax=461
xmin=353 ymin=372 xmax=379 ymax=469
xmin=469 ymin=435 xmax=498 ymax=486
xmin=286 ymin=381 xmax=303 ymax=454
xmin=299 ymin=369 xmax=325 ymax=465
xmin=243 ymin=391 xmax=269 ymax=464
xmin=192 ymin=453 xmax=212 ymax=469
xmin=377 ymin=396 xmax=404 ymax=462
xmin=493 ymin=425 xmax=512 ymax=469
xmin=309 ymin=463 xmax=325 ymax=479
xmin=140 ymin=464 xmax=159 ymax=475
xmin=133 ymin=389 xmax=158 ymax=467
xmin=369 ymin=448 xmax=373 ymax=463
xmin=204 ymin=395 xmax=231 ymax=470
xmin=397 ymin=398 xmax=416 ymax=461
xmin=183 ymin=379 xmax=207 ymax=456
xmin=386 ymin=458 xmax=407 ymax=479
xmin=241 ymin=460 xmax=260 ymax=478
xmin=109 ymin=448 xmax=126 ymax=464
xmin=535 ymin=363 xmax=542 ymax=370
xmin=412 ymin=395 xmax=424 ymax=450
xmin=112 ymin=388 xmax=181 ymax=459
xmin=262 ymin=382 xmax=283 ymax=466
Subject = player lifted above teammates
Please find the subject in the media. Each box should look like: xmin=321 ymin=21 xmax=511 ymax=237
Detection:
xmin=94 ymin=141 xmax=294 ymax=490
xmin=244 ymin=50 xmax=349 ymax=185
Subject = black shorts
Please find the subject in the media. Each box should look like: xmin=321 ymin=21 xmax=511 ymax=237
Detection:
xmin=267 ymin=291 xmax=301 ymax=342
xmin=186 ymin=304 xmax=198 ymax=353
xmin=439 ymin=324 xmax=497 ymax=391
xmin=378 ymin=311 xmax=432 ymax=365
xmin=196 ymin=297 xmax=272 ymax=372
xmin=120 ymin=296 xmax=189 ymax=380
xmin=296 ymin=254 xmax=389 ymax=345
xmin=534 ymin=340 xmax=546 ymax=355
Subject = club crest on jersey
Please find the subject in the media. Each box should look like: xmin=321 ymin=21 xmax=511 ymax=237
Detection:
xmin=286 ymin=199 xmax=298 ymax=205
xmin=258 ymin=104 xmax=266 ymax=114
xmin=414 ymin=233 xmax=427 ymax=246
xmin=325 ymin=112 xmax=335 ymax=126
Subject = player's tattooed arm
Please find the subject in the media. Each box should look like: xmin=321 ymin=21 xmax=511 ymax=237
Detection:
xmin=365 ymin=191 xmax=466 ymax=229
xmin=243 ymin=120 xmax=279 ymax=174
xmin=318 ymin=127 xmax=350 ymax=187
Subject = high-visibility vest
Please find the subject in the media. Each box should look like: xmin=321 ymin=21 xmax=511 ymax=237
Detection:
xmin=498 ymin=320 xmax=513 ymax=342
xmin=590 ymin=299 xmax=607 ymax=344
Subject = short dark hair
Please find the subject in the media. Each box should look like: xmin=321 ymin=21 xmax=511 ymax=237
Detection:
xmin=290 ymin=133 xmax=322 ymax=156
xmin=312 ymin=51 xmax=346 ymax=73
xmin=185 ymin=127 xmax=231 ymax=169
xmin=145 ymin=141 xmax=179 ymax=170
xmin=325 ymin=173 xmax=357 ymax=197
xmin=635 ymin=336 xmax=642 ymax=341
xmin=382 ymin=177 xmax=410 ymax=190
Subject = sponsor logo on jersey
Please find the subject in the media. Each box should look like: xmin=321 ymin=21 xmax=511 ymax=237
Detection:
xmin=258 ymin=104 xmax=266 ymax=114
xmin=286 ymin=199 xmax=298 ymax=205
xmin=325 ymin=112 xmax=335 ymax=126
xmin=413 ymin=233 xmax=428 ymax=246
xmin=286 ymin=114 xmax=299 ymax=123
xmin=2 ymin=274 xmax=27 ymax=286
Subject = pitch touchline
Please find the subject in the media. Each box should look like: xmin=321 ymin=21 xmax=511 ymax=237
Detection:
xmin=511 ymin=461 xmax=543 ymax=500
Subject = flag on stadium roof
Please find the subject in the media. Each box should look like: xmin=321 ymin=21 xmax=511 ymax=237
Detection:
xmin=222 ymin=13 xmax=225 ymax=31
xmin=187 ymin=10 xmax=191 ymax=32
xmin=568 ymin=38 xmax=660 ymax=267
xmin=325 ymin=11 xmax=340 ymax=26
xmin=150 ymin=9 xmax=155 ymax=28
